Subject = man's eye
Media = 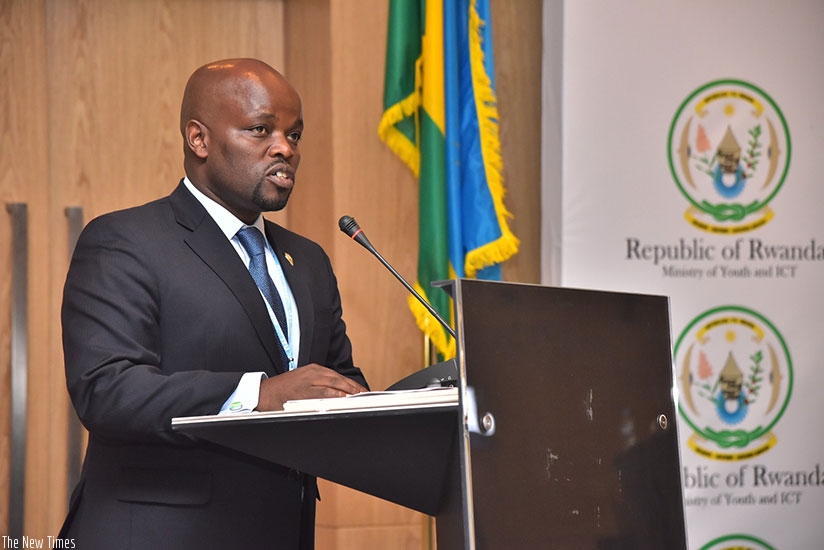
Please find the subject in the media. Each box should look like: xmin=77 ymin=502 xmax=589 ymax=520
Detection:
xmin=251 ymin=126 xmax=268 ymax=134
xmin=288 ymin=131 xmax=302 ymax=143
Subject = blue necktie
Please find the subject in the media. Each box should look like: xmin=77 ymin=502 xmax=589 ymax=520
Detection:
xmin=236 ymin=227 xmax=290 ymax=344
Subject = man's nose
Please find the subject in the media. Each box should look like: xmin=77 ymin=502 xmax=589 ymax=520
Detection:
xmin=268 ymin=133 xmax=293 ymax=158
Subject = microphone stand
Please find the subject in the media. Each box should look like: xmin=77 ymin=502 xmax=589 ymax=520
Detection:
xmin=338 ymin=215 xmax=455 ymax=338
xmin=338 ymin=215 xmax=458 ymax=389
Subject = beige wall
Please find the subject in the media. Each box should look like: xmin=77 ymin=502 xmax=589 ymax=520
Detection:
xmin=0 ymin=0 xmax=541 ymax=546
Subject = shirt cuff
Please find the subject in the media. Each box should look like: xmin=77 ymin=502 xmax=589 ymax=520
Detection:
xmin=218 ymin=372 xmax=267 ymax=414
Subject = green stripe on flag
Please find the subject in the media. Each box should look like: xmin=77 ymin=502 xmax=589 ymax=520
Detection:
xmin=380 ymin=0 xmax=517 ymax=359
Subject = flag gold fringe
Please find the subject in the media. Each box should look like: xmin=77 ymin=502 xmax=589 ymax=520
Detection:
xmin=464 ymin=0 xmax=519 ymax=278
xmin=409 ymin=283 xmax=456 ymax=359
xmin=377 ymin=55 xmax=425 ymax=177
xmin=377 ymin=92 xmax=420 ymax=177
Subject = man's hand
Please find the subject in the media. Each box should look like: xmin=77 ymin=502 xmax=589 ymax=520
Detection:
xmin=257 ymin=364 xmax=368 ymax=411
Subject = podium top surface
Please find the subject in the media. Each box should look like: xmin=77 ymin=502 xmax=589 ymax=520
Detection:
xmin=172 ymin=387 xmax=459 ymax=428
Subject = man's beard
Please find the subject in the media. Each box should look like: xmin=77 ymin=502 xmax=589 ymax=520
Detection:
xmin=252 ymin=180 xmax=292 ymax=212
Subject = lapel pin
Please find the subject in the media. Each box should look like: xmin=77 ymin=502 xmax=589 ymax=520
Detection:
xmin=284 ymin=252 xmax=294 ymax=266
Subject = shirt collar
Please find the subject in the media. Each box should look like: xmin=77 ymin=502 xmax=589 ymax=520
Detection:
xmin=183 ymin=177 xmax=265 ymax=238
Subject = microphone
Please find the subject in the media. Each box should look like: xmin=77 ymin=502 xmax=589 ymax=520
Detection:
xmin=338 ymin=215 xmax=456 ymax=339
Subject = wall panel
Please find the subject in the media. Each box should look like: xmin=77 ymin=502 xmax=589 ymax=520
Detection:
xmin=492 ymin=0 xmax=543 ymax=284
xmin=0 ymin=0 xmax=49 ymax=537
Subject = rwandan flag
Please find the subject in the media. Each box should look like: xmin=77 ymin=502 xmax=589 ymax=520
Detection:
xmin=379 ymin=0 xmax=519 ymax=358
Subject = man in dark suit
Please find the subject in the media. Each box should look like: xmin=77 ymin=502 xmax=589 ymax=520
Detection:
xmin=59 ymin=58 xmax=368 ymax=549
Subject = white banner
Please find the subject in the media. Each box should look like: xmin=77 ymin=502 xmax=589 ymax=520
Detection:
xmin=556 ymin=1 xmax=824 ymax=548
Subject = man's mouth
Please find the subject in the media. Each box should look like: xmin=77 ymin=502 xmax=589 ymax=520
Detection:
xmin=267 ymin=167 xmax=294 ymax=186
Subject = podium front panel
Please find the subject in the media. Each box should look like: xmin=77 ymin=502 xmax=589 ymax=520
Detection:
xmin=173 ymin=404 xmax=458 ymax=516
xmin=454 ymin=280 xmax=687 ymax=549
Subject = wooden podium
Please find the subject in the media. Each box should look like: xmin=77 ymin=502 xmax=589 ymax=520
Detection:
xmin=173 ymin=280 xmax=687 ymax=549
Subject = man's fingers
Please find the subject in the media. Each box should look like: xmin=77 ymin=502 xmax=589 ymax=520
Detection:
xmin=318 ymin=373 xmax=367 ymax=395
xmin=304 ymin=364 xmax=367 ymax=395
xmin=257 ymin=364 xmax=367 ymax=411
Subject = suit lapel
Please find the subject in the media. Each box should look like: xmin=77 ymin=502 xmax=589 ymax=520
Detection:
xmin=265 ymin=222 xmax=315 ymax=367
xmin=169 ymin=182 xmax=287 ymax=375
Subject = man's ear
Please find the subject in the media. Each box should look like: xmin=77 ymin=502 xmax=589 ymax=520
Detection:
xmin=184 ymin=120 xmax=209 ymax=159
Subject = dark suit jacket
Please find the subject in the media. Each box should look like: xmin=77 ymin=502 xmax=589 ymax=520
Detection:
xmin=60 ymin=182 xmax=367 ymax=549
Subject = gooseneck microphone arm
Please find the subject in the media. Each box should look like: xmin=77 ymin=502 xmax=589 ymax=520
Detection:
xmin=338 ymin=215 xmax=457 ymax=339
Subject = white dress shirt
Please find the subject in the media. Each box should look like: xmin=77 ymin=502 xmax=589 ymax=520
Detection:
xmin=182 ymin=178 xmax=300 ymax=413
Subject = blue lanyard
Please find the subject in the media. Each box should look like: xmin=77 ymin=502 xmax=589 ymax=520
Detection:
xmin=263 ymin=249 xmax=297 ymax=371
